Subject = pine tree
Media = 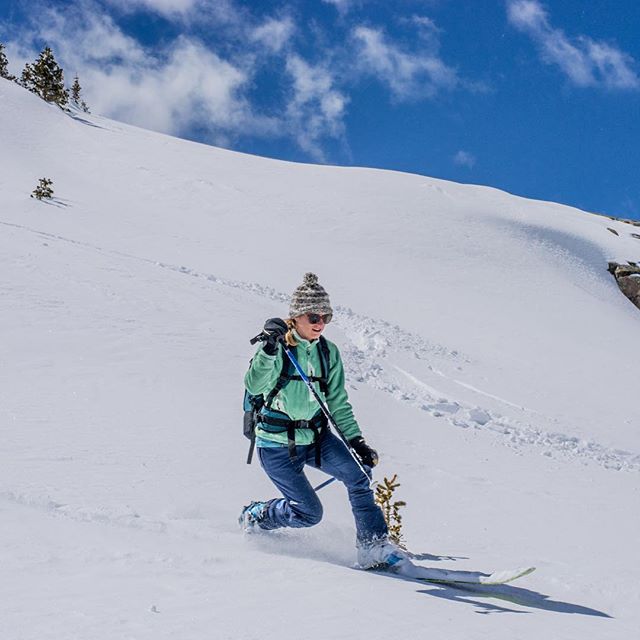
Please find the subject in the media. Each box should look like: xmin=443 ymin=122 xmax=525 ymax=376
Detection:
xmin=20 ymin=61 xmax=35 ymax=89
xmin=71 ymin=74 xmax=89 ymax=112
xmin=0 ymin=43 xmax=12 ymax=79
xmin=21 ymin=47 xmax=69 ymax=107
xmin=31 ymin=178 xmax=54 ymax=200
xmin=71 ymin=75 xmax=81 ymax=102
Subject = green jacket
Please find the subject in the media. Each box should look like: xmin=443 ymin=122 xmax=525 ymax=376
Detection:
xmin=244 ymin=330 xmax=361 ymax=446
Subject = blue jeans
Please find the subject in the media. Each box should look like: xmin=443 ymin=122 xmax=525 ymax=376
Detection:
xmin=257 ymin=430 xmax=388 ymax=543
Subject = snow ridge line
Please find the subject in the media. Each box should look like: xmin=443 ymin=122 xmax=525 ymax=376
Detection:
xmin=3 ymin=219 xmax=639 ymax=472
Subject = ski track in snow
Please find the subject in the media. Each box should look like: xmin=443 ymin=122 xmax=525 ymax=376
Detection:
xmin=0 ymin=489 xmax=236 ymax=546
xmin=3 ymin=219 xmax=639 ymax=473
xmin=0 ymin=488 xmax=356 ymax=570
xmin=2 ymin=490 xmax=169 ymax=534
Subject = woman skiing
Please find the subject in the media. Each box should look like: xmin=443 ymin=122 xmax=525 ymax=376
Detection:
xmin=240 ymin=272 xmax=407 ymax=569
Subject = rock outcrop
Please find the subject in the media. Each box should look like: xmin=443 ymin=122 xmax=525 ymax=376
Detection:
xmin=608 ymin=262 xmax=640 ymax=310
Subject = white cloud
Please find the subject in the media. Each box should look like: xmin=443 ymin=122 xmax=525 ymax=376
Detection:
xmin=410 ymin=15 xmax=442 ymax=45
xmin=88 ymin=38 xmax=273 ymax=140
xmin=38 ymin=8 xmax=147 ymax=66
xmin=453 ymin=150 xmax=476 ymax=169
xmin=585 ymin=40 xmax=640 ymax=89
xmin=353 ymin=25 xmax=458 ymax=100
xmin=104 ymin=0 xmax=205 ymax=18
xmin=250 ymin=17 xmax=295 ymax=54
xmin=506 ymin=0 xmax=639 ymax=89
xmin=103 ymin=0 xmax=248 ymax=32
xmin=103 ymin=0 xmax=196 ymax=19
xmin=322 ymin=0 xmax=354 ymax=15
xmin=8 ymin=6 xmax=275 ymax=143
xmin=285 ymin=55 xmax=348 ymax=161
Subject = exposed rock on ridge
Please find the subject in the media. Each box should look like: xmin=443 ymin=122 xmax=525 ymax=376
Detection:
xmin=608 ymin=262 xmax=640 ymax=310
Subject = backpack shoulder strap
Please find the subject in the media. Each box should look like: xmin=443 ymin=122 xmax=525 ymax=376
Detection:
xmin=318 ymin=336 xmax=331 ymax=395
xmin=265 ymin=345 xmax=295 ymax=409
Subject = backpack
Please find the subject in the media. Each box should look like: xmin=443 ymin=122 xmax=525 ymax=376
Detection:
xmin=243 ymin=335 xmax=331 ymax=465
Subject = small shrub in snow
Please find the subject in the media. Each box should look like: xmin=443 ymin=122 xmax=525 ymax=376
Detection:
xmin=375 ymin=474 xmax=407 ymax=549
xmin=31 ymin=178 xmax=54 ymax=200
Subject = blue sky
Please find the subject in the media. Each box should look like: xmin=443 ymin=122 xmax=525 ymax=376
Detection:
xmin=2 ymin=0 xmax=639 ymax=220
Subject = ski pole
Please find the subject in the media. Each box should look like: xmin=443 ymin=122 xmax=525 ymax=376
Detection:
xmin=313 ymin=465 xmax=373 ymax=492
xmin=313 ymin=477 xmax=336 ymax=492
xmin=278 ymin=339 xmax=374 ymax=486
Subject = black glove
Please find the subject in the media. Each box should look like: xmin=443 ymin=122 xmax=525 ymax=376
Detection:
xmin=349 ymin=436 xmax=379 ymax=467
xmin=262 ymin=317 xmax=287 ymax=355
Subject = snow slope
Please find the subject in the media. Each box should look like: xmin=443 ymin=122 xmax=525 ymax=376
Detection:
xmin=1 ymin=78 xmax=639 ymax=639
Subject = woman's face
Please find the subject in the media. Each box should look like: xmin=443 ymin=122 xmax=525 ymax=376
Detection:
xmin=294 ymin=312 xmax=328 ymax=341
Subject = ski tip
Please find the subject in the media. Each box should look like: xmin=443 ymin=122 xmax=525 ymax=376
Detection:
xmin=480 ymin=566 xmax=536 ymax=585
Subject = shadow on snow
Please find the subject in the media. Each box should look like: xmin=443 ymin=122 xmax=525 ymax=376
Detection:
xmin=247 ymin=531 xmax=611 ymax=618
xmin=66 ymin=111 xmax=108 ymax=130
xmin=371 ymin=569 xmax=612 ymax=618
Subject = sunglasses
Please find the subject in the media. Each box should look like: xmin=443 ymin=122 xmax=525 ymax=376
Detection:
xmin=306 ymin=312 xmax=332 ymax=325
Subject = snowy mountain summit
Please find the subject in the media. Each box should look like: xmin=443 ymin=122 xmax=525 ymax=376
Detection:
xmin=2 ymin=77 xmax=639 ymax=639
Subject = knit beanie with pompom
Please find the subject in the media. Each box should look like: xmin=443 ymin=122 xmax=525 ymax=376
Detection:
xmin=288 ymin=273 xmax=333 ymax=318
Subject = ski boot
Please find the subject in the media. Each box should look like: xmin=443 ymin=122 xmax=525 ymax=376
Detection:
xmin=356 ymin=536 xmax=409 ymax=570
xmin=239 ymin=500 xmax=268 ymax=532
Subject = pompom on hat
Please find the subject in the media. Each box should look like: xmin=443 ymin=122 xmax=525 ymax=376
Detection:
xmin=289 ymin=273 xmax=333 ymax=319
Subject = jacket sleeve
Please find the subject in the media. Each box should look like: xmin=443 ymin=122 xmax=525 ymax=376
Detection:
xmin=244 ymin=344 xmax=283 ymax=397
xmin=326 ymin=344 xmax=361 ymax=441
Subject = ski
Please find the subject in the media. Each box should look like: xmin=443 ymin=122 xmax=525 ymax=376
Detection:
xmin=379 ymin=559 xmax=535 ymax=586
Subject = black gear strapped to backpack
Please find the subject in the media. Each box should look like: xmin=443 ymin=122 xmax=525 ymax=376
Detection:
xmin=243 ymin=336 xmax=332 ymax=467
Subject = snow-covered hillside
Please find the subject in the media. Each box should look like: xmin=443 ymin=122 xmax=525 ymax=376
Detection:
xmin=1 ymin=77 xmax=638 ymax=639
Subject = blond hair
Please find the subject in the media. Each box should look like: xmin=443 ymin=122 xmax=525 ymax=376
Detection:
xmin=285 ymin=318 xmax=298 ymax=347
